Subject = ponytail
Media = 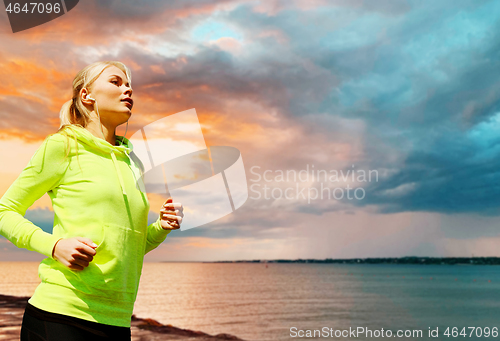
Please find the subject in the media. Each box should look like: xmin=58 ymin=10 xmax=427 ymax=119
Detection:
xmin=59 ymin=99 xmax=73 ymax=129
xmin=57 ymin=98 xmax=86 ymax=165
xmin=58 ymin=97 xmax=89 ymax=130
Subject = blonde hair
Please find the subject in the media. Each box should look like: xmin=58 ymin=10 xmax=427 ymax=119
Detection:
xmin=57 ymin=61 xmax=132 ymax=159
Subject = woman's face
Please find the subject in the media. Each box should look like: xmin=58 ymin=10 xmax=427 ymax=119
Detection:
xmin=85 ymin=65 xmax=133 ymax=126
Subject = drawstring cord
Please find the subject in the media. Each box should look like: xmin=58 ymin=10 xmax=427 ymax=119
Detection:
xmin=111 ymin=151 xmax=127 ymax=196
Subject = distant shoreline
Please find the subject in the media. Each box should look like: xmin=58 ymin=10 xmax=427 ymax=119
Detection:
xmin=1 ymin=258 xmax=498 ymax=265
xmin=206 ymin=257 xmax=500 ymax=265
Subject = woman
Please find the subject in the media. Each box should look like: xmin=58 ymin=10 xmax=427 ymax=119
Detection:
xmin=0 ymin=61 xmax=184 ymax=340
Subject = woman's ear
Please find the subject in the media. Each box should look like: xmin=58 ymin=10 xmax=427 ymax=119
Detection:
xmin=81 ymin=88 xmax=93 ymax=105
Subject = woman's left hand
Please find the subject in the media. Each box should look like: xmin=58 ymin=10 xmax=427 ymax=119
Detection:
xmin=160 ymin=197 xmax=183 ymax=230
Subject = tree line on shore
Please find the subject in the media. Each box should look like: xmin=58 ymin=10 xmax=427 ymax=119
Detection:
xmin=213 ymin=257 xmax=500 ymax=265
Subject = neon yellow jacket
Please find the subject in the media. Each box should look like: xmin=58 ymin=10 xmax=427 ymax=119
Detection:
xmin=0 ymin=125 xmax=170 ymax=327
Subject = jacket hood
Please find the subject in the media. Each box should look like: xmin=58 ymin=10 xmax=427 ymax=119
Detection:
xmin=59 ymin=125 xmax=133 ymax=155
xmin=59 ymin=125 xmax=134 ymax=196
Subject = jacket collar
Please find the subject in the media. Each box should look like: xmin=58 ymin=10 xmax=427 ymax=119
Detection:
xmin=60 ymin=125 xmax=133 ymax=155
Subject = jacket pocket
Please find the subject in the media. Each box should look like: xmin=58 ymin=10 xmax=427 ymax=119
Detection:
xmin=78 ymin=223 xmax=146 ymax=294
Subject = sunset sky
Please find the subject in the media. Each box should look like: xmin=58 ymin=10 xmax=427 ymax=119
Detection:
xmin=1 ymin=0 xmax=500 ymax=262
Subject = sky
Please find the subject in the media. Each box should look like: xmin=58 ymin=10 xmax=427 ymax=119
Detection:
xmin=0 ymin=0 xmax=500 ymax=262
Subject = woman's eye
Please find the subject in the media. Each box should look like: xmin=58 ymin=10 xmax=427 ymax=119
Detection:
xmin=111 ymin=80 xmax=119 ymax=85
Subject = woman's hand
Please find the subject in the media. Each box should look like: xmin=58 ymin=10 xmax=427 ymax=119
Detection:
xmin=160 ymin=197 xmax=183 ymax=230
xmin=52 ymin=237 xmax=97 ymax=271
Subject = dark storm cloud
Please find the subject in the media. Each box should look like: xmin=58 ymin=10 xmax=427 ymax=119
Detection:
xmin=216 ymin=0 xmax=500 ymax=215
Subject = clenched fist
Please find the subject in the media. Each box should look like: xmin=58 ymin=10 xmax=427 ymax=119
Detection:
xmin=52 ymin=237 xmax=97 ymax=271
xmin=160 ymin=197 xmax=184 ymax=230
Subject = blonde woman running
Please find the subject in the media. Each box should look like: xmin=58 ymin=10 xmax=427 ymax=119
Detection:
xmin=0 ymin=61 xmax=184 ymax=341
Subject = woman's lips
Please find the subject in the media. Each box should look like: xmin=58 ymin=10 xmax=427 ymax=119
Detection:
xmin=122 ymin=100 xmax=133 ymax=108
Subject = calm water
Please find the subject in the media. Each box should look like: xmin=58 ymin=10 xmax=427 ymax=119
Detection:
xmin=0 ymin=262 xmax=499 ymax=340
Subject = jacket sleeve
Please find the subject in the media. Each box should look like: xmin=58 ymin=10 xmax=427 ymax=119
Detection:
xmin=145 ymin=215 xmax=171 ymax=254
xmin=0 ymin=134 xmax=69 ymax=258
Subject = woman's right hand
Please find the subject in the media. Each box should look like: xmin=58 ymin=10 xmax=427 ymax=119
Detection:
xmin=52 ymin=237 xmax=97 ymax=271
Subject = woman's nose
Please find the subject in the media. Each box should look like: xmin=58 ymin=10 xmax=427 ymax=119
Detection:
xmin=124 ymin=86 xmax=132 ymax=97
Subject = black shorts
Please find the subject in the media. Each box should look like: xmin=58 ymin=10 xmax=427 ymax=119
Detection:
xmin=21 ymin=303 xmax=131 ymax=341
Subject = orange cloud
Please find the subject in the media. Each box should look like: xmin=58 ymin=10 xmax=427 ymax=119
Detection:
xmin=150 ymin=65 xmax=166 ymax=75
xmin=10 ymin=0 xmax=232 ymax=45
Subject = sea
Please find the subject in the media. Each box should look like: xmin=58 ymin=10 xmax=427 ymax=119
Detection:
xmin=0 ymin=262 xmax=499 ymax=341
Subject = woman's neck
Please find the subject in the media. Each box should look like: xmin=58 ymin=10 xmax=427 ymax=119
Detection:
xmin=85 ymin=119 xmax=116 ymax=146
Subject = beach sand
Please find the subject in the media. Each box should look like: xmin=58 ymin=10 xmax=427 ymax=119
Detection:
xmin=0 ymin=294 xmax=243 ymax=341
